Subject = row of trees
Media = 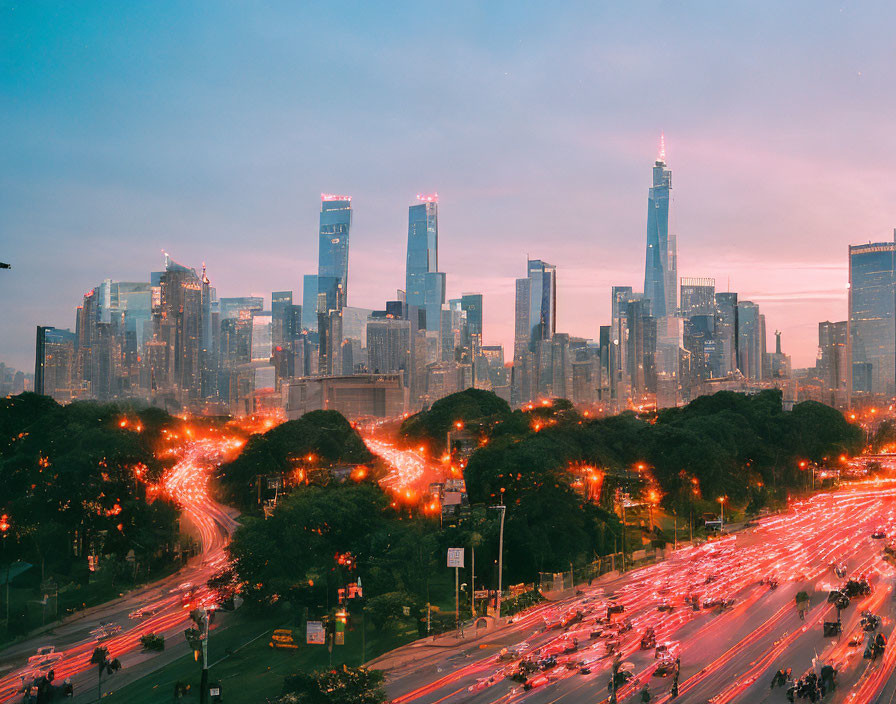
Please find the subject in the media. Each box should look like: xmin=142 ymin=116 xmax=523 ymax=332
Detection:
xmin=226 ymin=389 xmax=863 ymax=628
xmin=0 ymin=394 xmax=182 ymax=614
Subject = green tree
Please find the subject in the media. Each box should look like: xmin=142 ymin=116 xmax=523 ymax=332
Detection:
xmin=280 ymin=666 xmax=385 ymax=704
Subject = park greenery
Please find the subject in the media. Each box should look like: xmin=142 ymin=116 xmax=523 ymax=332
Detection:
xmin=226 ymin=388 xmax=862 ymax=652
xmin=216 ymin=410 xmax=375 ymax=510
xmin=278 ymin=666 xmax=386 ymax=704
xmin=0 ymin=393 xmax=183 ymax=637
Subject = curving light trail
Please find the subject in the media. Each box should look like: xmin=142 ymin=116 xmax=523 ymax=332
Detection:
xmin=0 ymin=433 xmax=241 ymax=703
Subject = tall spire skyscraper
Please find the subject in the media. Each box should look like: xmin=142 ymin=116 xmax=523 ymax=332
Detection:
xmin=643 ymin=136 xmax=676 ymax=327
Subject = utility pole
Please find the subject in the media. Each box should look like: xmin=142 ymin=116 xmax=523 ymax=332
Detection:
xmin=200 ymin=613 xmax=209 ymax=704
xmin=470 ymin=546 xmax=476 ymax=618
xmin=1 ymin=515 xmax=10 ymax=624
xmin=488 ymin=498 xmax=507 ymax=619
xmin=621 ymin=500 xmax=627 ymax=573
xmin=187 ymin=608 xmax=211 ymax=704
xmin=454 ymin=565 xmax=460 ymax=635
xmin=673 ymin=509 xmax=678 ymax=551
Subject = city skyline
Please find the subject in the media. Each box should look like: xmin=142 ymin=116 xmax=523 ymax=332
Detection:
xmin=6 ymin=2 xmax=896 ymax=371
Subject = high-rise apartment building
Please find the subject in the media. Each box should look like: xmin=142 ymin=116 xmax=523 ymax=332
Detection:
xmin=848 ymin=238 xmax=896 ymax=397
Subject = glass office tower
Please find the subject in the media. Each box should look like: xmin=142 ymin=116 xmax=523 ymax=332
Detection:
xmin=849 ymin=238 xmax=896 ymax=396
xmin=318 ymin=195 xmax=352 ymax=313
xmin=643 ymin=141 xmax=677 ymax=333
xmin=405 ymin=194 xmax=445 ymax=331
xmin=514 ymin=259 xmax=556 ymax=354
xmin=301 ymin=275 xmax=319 ymax=331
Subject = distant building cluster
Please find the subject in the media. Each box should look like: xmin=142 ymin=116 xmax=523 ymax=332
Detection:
xmin=0 ymin=363 xmax=30 ymax=397
xmin=29 ymin=141 xmax=894 ymax=417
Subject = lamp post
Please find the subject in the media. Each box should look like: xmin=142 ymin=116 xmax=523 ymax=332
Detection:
xmin=718 ymin=496 xmax=726 ymax=531
xmin=488 ymin=490 xmax=506 ymax=619
xmin=1 ymin=514 xmax=9 ymax=624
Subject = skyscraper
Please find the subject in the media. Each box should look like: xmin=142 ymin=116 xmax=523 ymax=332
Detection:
xmin=460 ymin=293 xmax=483 ymax=352
xmin=35 ymin=325 xmax=77 ymax=401
xmin=405 ymin=194 xmax=445 ymax=332
xmin=818 ymin=320 xmax=848 ymax=406
xmin=151 ymin=254 xmax=205 ymax=400
xmin=514 ymin=259 xmax=557 ymax=354
xmin=713 ymin=292 xmax=738 ymax=377
xmin=301 ymin=274 xmax=319 ymax=331
xmin=848 ymin=237 xmax=896 ymax=396
xmin=318 ymin=194 xmax=352 ymax=313
xmin=680 ymin=278 xmax=715 ymax=317
xmin=643 ymin=136 xmax=677 ymax=332
xmin=736 ymin=301 xmax=763 ymax=380
xmin=271 ymin=291 xmax=293 ymax=346
xmin=367 ymin=316 xmax=412 ymax=385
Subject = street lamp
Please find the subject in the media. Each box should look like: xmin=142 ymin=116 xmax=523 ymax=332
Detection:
xmin=1 ymin=514 xmax=9 ymax=624
xmin=717 ymin=496 xmax=726 ymax=530
xmin=646 ymin=489 xmax=660 ymax=531
xmin=487 ymin=490 xmax=506 ymax=620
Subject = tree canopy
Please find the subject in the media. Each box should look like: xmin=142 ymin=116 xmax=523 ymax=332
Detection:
xmin=217 ymin=410 xmax=374 ymax=509
xmin=0 ymin=393 xmax=180 ymax=584
xmin=399 ymin=388 xmax=511 ymax=452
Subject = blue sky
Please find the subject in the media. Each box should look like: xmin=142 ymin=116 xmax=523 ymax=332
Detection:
xmin=3 ymin=1 xmax=896 ymax=370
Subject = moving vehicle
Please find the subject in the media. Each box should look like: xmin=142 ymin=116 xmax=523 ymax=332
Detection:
xmin=27 ymin=646 xmax=62 ymax=666
xmin=90 ymin=622 xmax=123 ymax=640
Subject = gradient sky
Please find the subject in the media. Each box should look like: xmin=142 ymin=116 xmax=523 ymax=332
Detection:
xmin=3 ymin=1 xmax=896 ymax=372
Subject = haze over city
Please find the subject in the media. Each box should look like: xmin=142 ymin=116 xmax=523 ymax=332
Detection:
xmin=5 ymin=2 xmax=896 ymax=370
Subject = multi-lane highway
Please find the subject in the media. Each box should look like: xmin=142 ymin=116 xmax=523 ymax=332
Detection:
xmin=382 ymin=483 xmax=896 ymax=704
xmin=0 ymin=434 xmax=240 ymax=703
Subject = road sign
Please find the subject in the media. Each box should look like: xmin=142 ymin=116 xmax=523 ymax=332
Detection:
xmin=447 ymin=547 xmax=464 ymax=568
xmin=306 ymin=620 xmax=325 ymax=644
xmin=473 ymin=590 xmax=489 ymax=599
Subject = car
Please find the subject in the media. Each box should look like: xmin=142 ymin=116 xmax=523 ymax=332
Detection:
xmin=872 ymin=530 xmax=886 ymax=539
xmin=176 ymin=581 xmax=194 ymax=593
xmin=654 ymin=655 xmax=678 ymax=678
xmin=91 ymin=622 xmax=123 ymax=640
xmin=560 ymin=609 xmax=583 ymax=628
xmin=524 ymin=672 xmax=551 ymax=690
xmin=28 ymin=646 xmax=62 ymax=665
xmin=129 ymin=605 xmax=160 ymax=619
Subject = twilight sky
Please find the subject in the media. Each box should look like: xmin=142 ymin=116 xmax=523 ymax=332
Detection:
xmin=3 ymin=1 xmax=896 ymax=372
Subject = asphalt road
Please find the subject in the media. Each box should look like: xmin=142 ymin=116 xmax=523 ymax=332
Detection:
xmin=0 ymin=436 xmax=239 ymax=703
xmin=382 ymin=482 xmax=896 ymax=704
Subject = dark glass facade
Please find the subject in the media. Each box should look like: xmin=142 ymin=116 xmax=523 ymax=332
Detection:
xmin=849 ymin=241 xmax=896 ymax=395
xmin=318 ymin=196 xmax=352 ymax=312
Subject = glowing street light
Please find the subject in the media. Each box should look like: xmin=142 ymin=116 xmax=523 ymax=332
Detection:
xmin=718 ymin=496 xmax=727 ymax=528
